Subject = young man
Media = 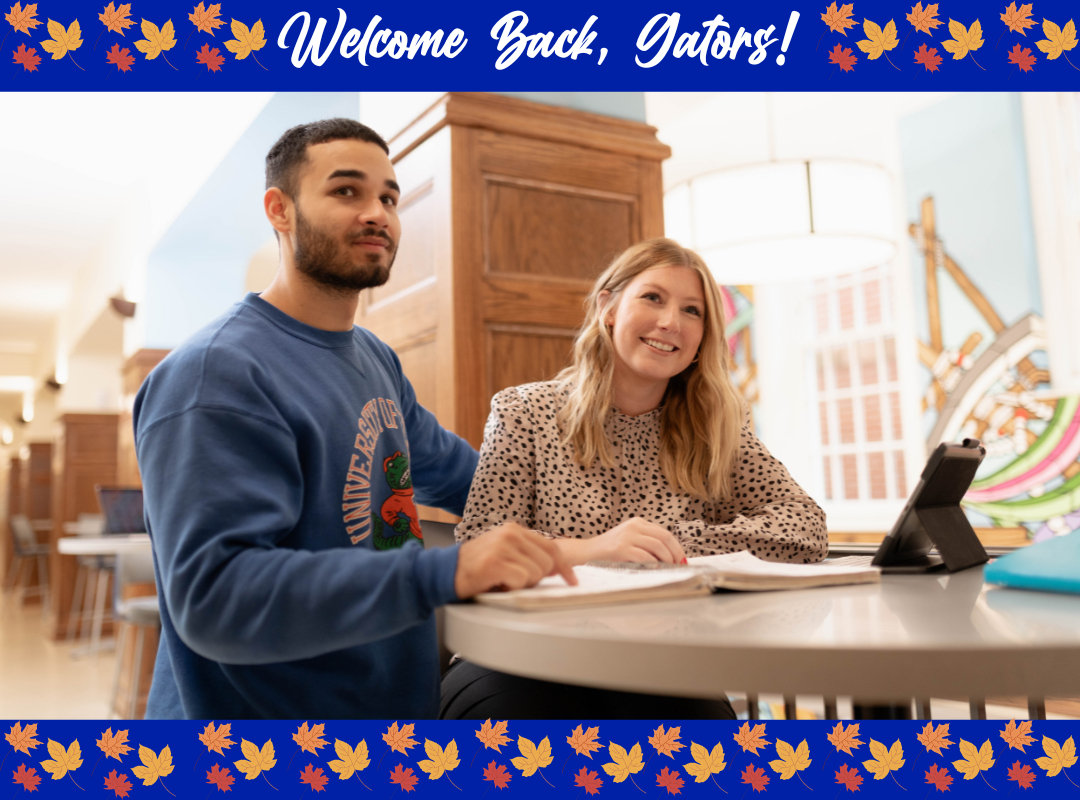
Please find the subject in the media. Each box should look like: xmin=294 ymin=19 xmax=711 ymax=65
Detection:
xmin=134 ymin=118 xmax=573 ymax=719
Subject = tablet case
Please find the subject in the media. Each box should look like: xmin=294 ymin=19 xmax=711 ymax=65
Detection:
xmin=984 ymin=531 xmax=1080 ymax=595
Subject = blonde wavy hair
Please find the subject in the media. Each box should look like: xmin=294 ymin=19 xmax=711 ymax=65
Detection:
xmin=555 ymin=238 xmax=744 ymax=501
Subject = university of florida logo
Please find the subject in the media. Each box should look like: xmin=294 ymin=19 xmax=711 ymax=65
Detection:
xmin=371 ymin=451 xmax=422 ymax=550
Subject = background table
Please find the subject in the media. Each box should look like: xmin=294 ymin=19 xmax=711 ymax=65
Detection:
xmin=445 ymin=566 xmax=1080 ymax=713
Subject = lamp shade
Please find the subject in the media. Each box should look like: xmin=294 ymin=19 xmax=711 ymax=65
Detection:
xmin=665 ymin=160 xmax=896 ymax=284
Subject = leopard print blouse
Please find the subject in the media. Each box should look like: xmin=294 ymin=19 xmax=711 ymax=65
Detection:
xmin=455 ymin=381 xmax=828 ymax=563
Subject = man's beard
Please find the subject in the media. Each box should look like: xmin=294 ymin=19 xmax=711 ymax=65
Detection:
xmin=293 ymin=205 xmax=396 ymax=293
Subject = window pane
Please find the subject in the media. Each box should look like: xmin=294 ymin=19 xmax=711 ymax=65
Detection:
xmin=823 ymin=456 xmax=833 ymax=500
xmin=894 ymin=450 xmax=907 ymax=498
xmin=867 ymin=452 xmax=887 ymax=499
xmin=863 ymin=279 xmax=882 ymax=325
xmin=842 ymin=454 xmax=859 ymax=499
xmin=819 ymin=401 xmax=830 ymax=445
xmin=837 ymin=398 xmax=856 ymax=443
xmin=816 ymin=293 xmax=830 ymax=335
xmin=838 ymin=285 xmax=855 ymax=330
xmin=889 ymin=391 xmax=903 ymax=439
xmin=858 ymin=340 xmax=878 ymax=385
xmin=816 ymin=351 xmax=826 ymax=391
xmin=884 ymin=336 xmax=898 ymax=382
xmin=832 ymin=346 xmax=851 ymax=389
xmin=863 ymin=395 xmax=883 ymax=442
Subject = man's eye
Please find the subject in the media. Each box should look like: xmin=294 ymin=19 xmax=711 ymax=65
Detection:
xmin=382 ymin=195 xmax=398 ymax=207
xmin=336 ymin=187 xmax=354 ymax=196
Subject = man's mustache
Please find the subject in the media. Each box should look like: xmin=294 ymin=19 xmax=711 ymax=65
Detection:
xmin=348 ymin=227 xmax=394 ymax=247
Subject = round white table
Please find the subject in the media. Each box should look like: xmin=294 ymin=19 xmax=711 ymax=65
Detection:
xmin=445 ymin=566 xmax=1080 ymax=712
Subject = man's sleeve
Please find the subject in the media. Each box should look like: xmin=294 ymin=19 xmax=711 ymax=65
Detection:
xmin=137 ymin=406 xmax=460 ymax=665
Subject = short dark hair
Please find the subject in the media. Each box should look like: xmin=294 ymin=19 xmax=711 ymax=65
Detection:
xmin=265 ymin=118 xmax=389 ymax=199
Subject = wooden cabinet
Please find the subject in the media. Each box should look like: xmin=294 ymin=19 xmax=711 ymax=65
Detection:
xmin=2 ymin=456 xmax=22 ymax=589
xmin=357 ymin=93 xmax=670 ymax=521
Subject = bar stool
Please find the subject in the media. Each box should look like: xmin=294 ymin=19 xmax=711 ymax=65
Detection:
xmin=5 ymin=514 xmax=50 ymax=616
xmin=108 ymin=551 xmax=159 ymax=719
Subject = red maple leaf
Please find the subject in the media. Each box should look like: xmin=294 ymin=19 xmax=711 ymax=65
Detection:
xmin=835 ymin=764 xmax=863 ymax=792
xmin=482 ymin=760 xmax=512 ymax=790
xmin=389 ymin=764 xmax=419 ymax=793
xmin=828 ymin=42 xmax=858 ymax=71
xmin=105 ymin=42 xmax=134 ymax=72
xmin=11 ymin=43 xmax=40 ymax=71
xmin=741 ymin=764 xmax=770 ymax=792
xmin=103 ymin=770 xmax=133 ymax=799
xmin=196 ymin=42 xmax=224 ymax=72
xmin=299 ymin=764 xmax=328 ymax=793
xmin=206 ymin=764 xmax=235 ymax=792
xmin=574 ymin=766 xmax=604 ymax=796
xmin=1007 ymin=43 xmax=1036 ymax=72
xmin=1007 ymin=761 xmax=1036 ymax=789
xmin=656 ymin=766 xmax=685 ymax=794
xmin=925 ymin=764 xmax=953 ymax=792
xmin=12 ymin=764 xmax=41 ymax=793
xmin=913 ymin=42 xmax=943 ymax=71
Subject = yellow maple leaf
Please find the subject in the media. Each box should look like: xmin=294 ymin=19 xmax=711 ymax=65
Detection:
xmin=476 ymin=720 xmax=511 ymax=752
xmin=5 ymin=722 xmax=41 ymax=755
xmin=863 ymin=738 xmax=905 ymax=788
xmin=134 ymin=18 xmax=176 ymax=60
xmin=40 ymin=739 xmax=84 ymax=784
xmin=6 ymin=1 xmax=40 ymax=34
xmin=382 ymin=722 xmax=418 ymax=755
xmin=821 ymin=2 xmax=858 ymax=35
xmin=1036 ymin=18 xmax=1078 ymax=60
xmin=224 ymin=17 xmax=265 ymax=59
xmin=916 ymin=722 xmax=952 ymax=754
xmin=188 ymin=2 xmax=223 ymax=35
xmin=733 ymin=722 xmax=770 ymax=755
xmin=1000 ymin=720 xmax=1035 ymax=752
xmin=198 ymin=722 xmax=234 ymax=755
xmin=511 ymin=736 xmax=553 ymax=777
xmin=292 ymin=722 xmax=328 ymax=755
xmin=1035 ymin=735 xmax=1077 ymax=777
xmin=40 ymin=18 xmax=82 ymax=61
xmin=130 ymin=744 xmax=174 ymax=787
xmin=418 ymin=739 xmax=461 ymax=781
xmin=603 ymin=741 xmax=645 ymax=784
xmin=907 ymin=2 xmax=942 ymax=34
xmin=233 ymin=738 xmax=277 ymax=783
xmin=98 ymin=2 xmax=133 ymax=35
xmin=942 ymin=18 xmax=985 ymax=60
xmin=648 ymin=725 xmax=684 ymax=759
xmin=327 ymin=739 xmax=370 ymax=781
xmin=567 ymin=726 xmax=602 ymax=759
xmin=96 ymin=728 xmax=133 ymax=761
xmin=1001 ymin=3 xmax=1037 ymax=35
xmin=953 ymin=738 xmax=996 ymax=783
xmin=770 ymin=738 xmax=811 ymax=781
xmin=856 ymin=18 xmax=899 ymax=59
xmin=684 ymin=740 xmax=726 ymax=783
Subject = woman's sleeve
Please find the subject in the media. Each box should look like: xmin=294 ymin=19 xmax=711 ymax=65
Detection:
xmin=455 ymin=388 xmax=547 ymax=543
xmin=675 ymin=420 xmax=829 ymax=563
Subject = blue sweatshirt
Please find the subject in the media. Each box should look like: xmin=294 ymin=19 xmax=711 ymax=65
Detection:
xmin=134 ymin=293 xmax=478 ymax=719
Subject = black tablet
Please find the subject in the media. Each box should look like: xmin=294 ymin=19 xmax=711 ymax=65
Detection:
xmin=871 ymin=439 xmax=989 ymax=573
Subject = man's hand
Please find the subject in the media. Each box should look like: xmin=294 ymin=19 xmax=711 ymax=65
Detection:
xmin=559 ymin=517 xmax=685 ymax=566
xmin=455 ymin=523 xmax=578 ymax=599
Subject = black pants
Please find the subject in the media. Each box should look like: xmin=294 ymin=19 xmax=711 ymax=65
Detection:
xmin=439 ymin=660 xmax=737 ymax=720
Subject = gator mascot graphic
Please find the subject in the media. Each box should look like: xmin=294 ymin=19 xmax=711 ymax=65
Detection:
xmin=372 ymin=451 xmax=423 ymax=550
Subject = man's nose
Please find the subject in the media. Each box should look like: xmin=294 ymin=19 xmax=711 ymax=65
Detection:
xmin=360 ymin=198 xmax=389 ymax=228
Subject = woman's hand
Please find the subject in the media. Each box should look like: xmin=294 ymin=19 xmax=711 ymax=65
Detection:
xmin=557 ymin=517 xmax=686 ymax=566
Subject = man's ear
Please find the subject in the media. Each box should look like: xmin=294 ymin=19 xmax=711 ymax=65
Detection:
xmin=264 ymin=187 xmax=293 ymax=235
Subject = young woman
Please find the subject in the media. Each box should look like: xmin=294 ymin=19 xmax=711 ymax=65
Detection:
xmin=440 ymin=238 xmax=827 ymax=719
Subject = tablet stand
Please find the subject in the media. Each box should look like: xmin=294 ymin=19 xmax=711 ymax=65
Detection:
xmin=912 ymin=505 xmax=988 ymax=572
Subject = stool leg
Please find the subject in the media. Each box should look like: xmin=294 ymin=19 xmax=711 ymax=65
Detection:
xmin=36 ymin=555 xmax=49 ymax=617
xmin=746 ymin=694 xmax=759 ymax=720
xmin=79 ymin=568 xmax=96 ymax=641
xmin=914 ymin=697 xmax=932 ymax=720
xmin=129 ymin=627 xmax=145 ymax=720
xmin=67 ymin=564 xmax=86 ymax=639
xmin=824 ymin=697 xmax=838 ymax=720
xmin=1028 ymin=698 xmax=1046 ymax=720
xmin=109 ymin=622 xmax=129 ymax=718
xmin=4 ymin=553 xmax=20 ymax=591
xmin=969 ymin=699 xmax=987 ymax=720
xmin=90 ymin=568 xmax=109 ymax=656
xmin=783 ymin=696 xmax=797 ymax=720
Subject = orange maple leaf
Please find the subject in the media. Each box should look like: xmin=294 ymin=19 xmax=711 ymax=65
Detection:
xmin=826 ymin=722 xmax=863 ymax=755
xmin=189 ymin=2 xmax=224 ymax=35
xmin=1000 ymin=720 xmax=1036 ymax=752
xmin=299 ymin=763 xmax=328 ymax=792
xmin=292 ymin=723 xmax=328 ymax=755
xmin=13 ymin=763 xmax=41 ymax=792
xmin=389 ymin=763 xmax=419 ymax=793
xmin=206 ymin=763 xmax=234 ymax=792
xmin=828 ymin=42 xmax=858 ymax=70
xmin=199 ymin=722 xmax=235 ymax=755
xmin=567 ymin=726 xmax=602 ymax=759
xmin=96 ymin=729 xmax=133 ymax=762
xmin=12 ymin=40 xmax=39 ymax=69
xmin=1001 ymin=3 xmax=1037 ymax=35
xmin=733 ymin=723 xmax=770 ymax=755
xmin=907 ymin=2 xmax=942 ymax=34
xmin=835 ymin=764 xmax=863 ymax=792
xmin=5 ymin=2 xmax=40 ymax=34
xmin=482 ymin=760 xmax=512 ymax=789
xmin=649 ymin=725 xmax=685 ymax=759
xmin=1008 ymin=42 xmax=1037 ymax=70
xmin=574 ymin=765 xmax=603 ymax=795
xmin=382 ymin=722 xmax=418 ymax=755
xmin=98 ymin=3 xmax=133 ymax=35
xmin=925 ymin=763 xmax=953 ymax=791
xmin=914 ymin=42 xmax=944 ymax=70
xmin=656 ymin=765 xmax=685 ymax=794
xmin=5 ymin=724 xmax=41 ymax=756
xmin=1007 ymin=760 xmax=1036 ymax=789
xmin=917 ymin=723 xmax=953 ymax=755
xmin=821 ymin=2 xmax=858 ymax=35
xmin=741 ymin=763 xmax=770 ymax=792
xmin=103 ymin=769 xmax=133 ymax=798
xmin=475 ymin=720 xmax=511 ymax=752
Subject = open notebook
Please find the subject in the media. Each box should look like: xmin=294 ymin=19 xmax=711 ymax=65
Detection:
xmin=475 ymin=551 xmax=881 ymax=610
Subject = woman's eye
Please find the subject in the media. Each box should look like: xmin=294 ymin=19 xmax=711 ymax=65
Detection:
xmin=643 ymin=292 xmax=660 ymax=302
xmin=685 ymin=306 xmax=702 ymax=316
